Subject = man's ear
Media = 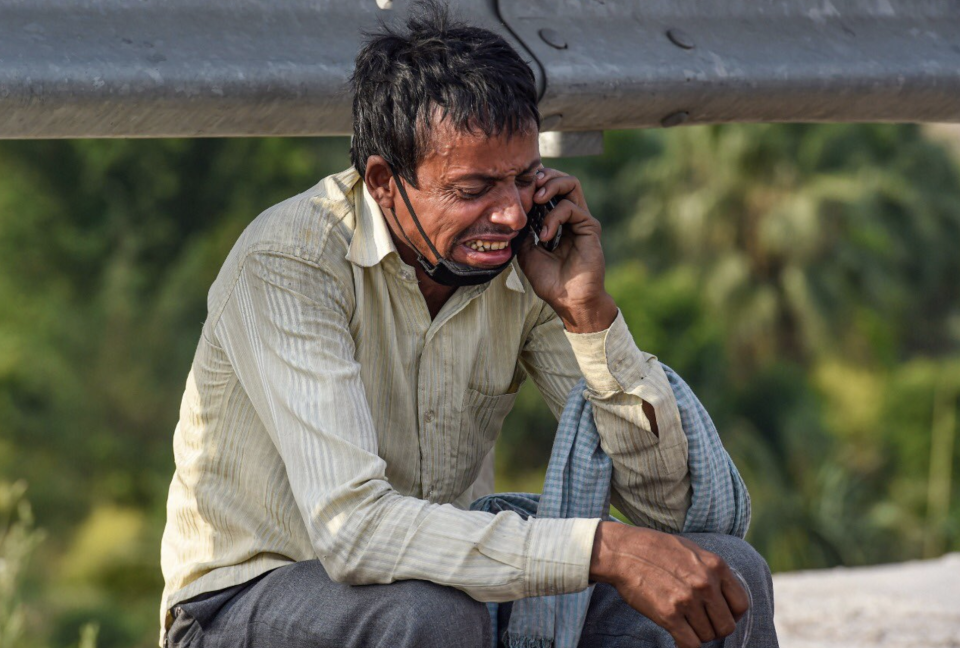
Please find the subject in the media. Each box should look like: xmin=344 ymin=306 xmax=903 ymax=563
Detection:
xmin=364 ymin=155 xmax=395 ymax=212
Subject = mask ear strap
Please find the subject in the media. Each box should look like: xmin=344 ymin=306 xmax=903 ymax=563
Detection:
xmin=389 ymin=167 xmax=445 ymax=263
xmin=386 ymin=205 xmax=426 ymax=263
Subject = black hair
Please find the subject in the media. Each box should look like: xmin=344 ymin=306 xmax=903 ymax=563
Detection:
xmin=349 ymin=0 xmax=540 ymax=188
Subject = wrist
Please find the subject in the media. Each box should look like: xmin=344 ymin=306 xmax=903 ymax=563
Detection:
xmin=589 ymin=521 xmax=625 ymax=585
xmin=559 ymin=294 xmax=618 ymax=334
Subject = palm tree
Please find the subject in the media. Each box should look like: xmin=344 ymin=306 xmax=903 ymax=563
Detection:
xmin=613 ymin=123 xmax=960 ymax=370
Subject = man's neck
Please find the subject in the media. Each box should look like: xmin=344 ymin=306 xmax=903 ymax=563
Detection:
xmin=390 ymin=230 xmax=456 ymax=319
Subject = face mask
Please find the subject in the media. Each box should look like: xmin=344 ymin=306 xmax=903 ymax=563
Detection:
xmin=387 ymin=170 xmax=528 ymax=287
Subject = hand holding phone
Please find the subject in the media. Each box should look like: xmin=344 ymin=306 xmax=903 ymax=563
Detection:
xmin=518 ymin=168 xmax=617 ymax=334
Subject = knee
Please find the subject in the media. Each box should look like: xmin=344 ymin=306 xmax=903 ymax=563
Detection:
xmin=385 ymin=581 xmax=490 ymax=648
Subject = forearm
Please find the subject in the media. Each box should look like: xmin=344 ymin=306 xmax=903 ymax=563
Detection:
xmin=314 ymin=478 xmax=600 ymax=601
xmin=565 ymin=310 xmax=691 ymax=531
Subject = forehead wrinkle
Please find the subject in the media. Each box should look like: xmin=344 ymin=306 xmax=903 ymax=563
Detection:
xmin=420 ymin=112 xmax=539 ymax=178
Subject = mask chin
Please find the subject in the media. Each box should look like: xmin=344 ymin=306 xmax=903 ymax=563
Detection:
xmin=416 ymin=229 xmax=528 ymax=287
xmin=388 ymin=166 xmax=532 ymax=288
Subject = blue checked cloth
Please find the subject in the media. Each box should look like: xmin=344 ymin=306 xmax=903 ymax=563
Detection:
xmin=471 ymin=364 xmax=751 ymax=648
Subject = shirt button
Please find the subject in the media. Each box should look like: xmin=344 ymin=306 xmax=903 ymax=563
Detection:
xmin=424 ymin=410 xmax=435 ymax=422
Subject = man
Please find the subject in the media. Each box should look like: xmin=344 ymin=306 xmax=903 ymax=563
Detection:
xmin=160 ymin=5 xmax=776 ymax=648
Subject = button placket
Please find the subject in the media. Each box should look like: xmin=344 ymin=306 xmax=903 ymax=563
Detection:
xmin=417 ymin=288 xmax=488 ymax=501
xmin=417 ymin=337 xmax=440 ymax=500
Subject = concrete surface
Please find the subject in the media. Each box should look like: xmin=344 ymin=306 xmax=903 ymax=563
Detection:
xmin=772 ymin=553 xmax=960 ymax=648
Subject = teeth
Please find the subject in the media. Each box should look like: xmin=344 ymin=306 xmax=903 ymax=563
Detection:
xmin=466 ymin=240 xmax=508 ymax=252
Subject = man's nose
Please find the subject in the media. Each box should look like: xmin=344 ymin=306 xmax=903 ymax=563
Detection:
xmin=489 ymin=186 xmax=528 ymax=231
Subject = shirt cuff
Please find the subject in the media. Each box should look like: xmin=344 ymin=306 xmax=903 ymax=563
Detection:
xmin=523 ymin=517 xmax=600 ymax=598
xmin=564 ymin=310 xmax=646 ymax=393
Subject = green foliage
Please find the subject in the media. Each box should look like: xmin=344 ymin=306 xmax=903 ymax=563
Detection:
xmin=1 ymin=125 xmax=959 ymax=645
xmin=0 ymin=138 xmax=350 ymax=647
xmin=0 ymin=481 xmax=45 ymax=648
xmin=77 ymin=623 xmax=99 ymax=648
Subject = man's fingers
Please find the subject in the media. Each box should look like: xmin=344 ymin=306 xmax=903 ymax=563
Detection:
xmin=684 ymin=605 xmax=718 ymax=644
xmin=703 ymin=593 xmax=739 ymax=638
xmin=538 ymin=199 xmax=572 ymax=242
xmin=721 ymin=569 xmax=751 ymax=622
xmin=535 ymin=166 xmax=563 ymax=183
xmin=668 ymin=619 xmax=706 ymax=648
xmin=534 ymin=171 xmax=583 ymax=207
xmin=539 ymin=199 xmax=597 ymax=242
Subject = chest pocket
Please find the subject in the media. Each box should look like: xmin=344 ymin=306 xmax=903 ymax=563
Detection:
xmin=452 ymin=386 xmax=520 ymax=496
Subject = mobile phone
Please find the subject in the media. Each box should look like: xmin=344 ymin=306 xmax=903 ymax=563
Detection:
xmin=526 ymin=194 xmax=564 ymax=252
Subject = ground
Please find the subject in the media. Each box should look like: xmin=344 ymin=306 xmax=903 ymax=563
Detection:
xmin=773 ymin=552 xmax=960 ymax=648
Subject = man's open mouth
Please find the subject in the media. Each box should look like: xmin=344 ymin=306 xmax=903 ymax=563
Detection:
xmin=464 ymin=239 xmax=510 ymax=252
xmin=457 ymin=234 xmax=516 ymax=266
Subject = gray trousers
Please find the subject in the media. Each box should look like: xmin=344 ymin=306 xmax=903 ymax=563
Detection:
xmin=166 ymin=533 xmax=778 ymax=648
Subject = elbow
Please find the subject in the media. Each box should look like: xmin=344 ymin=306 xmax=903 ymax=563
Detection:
xmin=319 ymin=553 xmax=365 ymax=585
xmin=315 ymin=524 xmax=384 ymax=586
xmin=625 ymin=506 xmax=687 ymax=535
xmin=310 ymin=487 xmax=398 ymax=586
xmin=659 ymin=506 xmax=687 ymax=534
xmin=657 ymin=467 xmax=692 ymax=533
xmin=613 ymin=470 xmax=690 ymax=534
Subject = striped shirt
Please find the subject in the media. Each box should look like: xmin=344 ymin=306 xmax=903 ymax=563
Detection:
xmin=159 ymin=167 xmax=691 ymax=642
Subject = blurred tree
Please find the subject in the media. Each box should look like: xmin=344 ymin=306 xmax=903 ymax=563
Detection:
xmin=0 ymin=138 xmax=351 ymax=647
xmin=0 ymin=481 xmax=44 ymax=648
xmin=596 ymin=124 xmax=960 ymax=370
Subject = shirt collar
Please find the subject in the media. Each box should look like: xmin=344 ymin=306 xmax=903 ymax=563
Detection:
xmin=345 ymin=175 xmax=399 ymax=269
xmin=345 ymin=169 xmax=525 ymax=294
xmin=504 ymin=259 xmax=525 ymax=293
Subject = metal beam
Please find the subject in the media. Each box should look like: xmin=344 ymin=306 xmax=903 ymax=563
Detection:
xmin=0 ymin=0 xmax=957 ymax=140
xmin=0 ymin=1 xmax=386 ymax=138
xmin=504 ymin=0 xmax=960 ymax=131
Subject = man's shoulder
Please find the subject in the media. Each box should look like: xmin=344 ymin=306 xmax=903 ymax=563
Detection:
xmin=204 ymin=168 xmax=360 ymax=323
xmin=233 ymin=167 xmax=361 ymax=266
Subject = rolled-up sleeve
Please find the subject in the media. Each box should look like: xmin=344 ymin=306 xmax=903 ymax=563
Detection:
xmin=522 ymin=307 xmax=691 ymax=532
xmin=214 ymin=250 xmax=599 ymax=601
